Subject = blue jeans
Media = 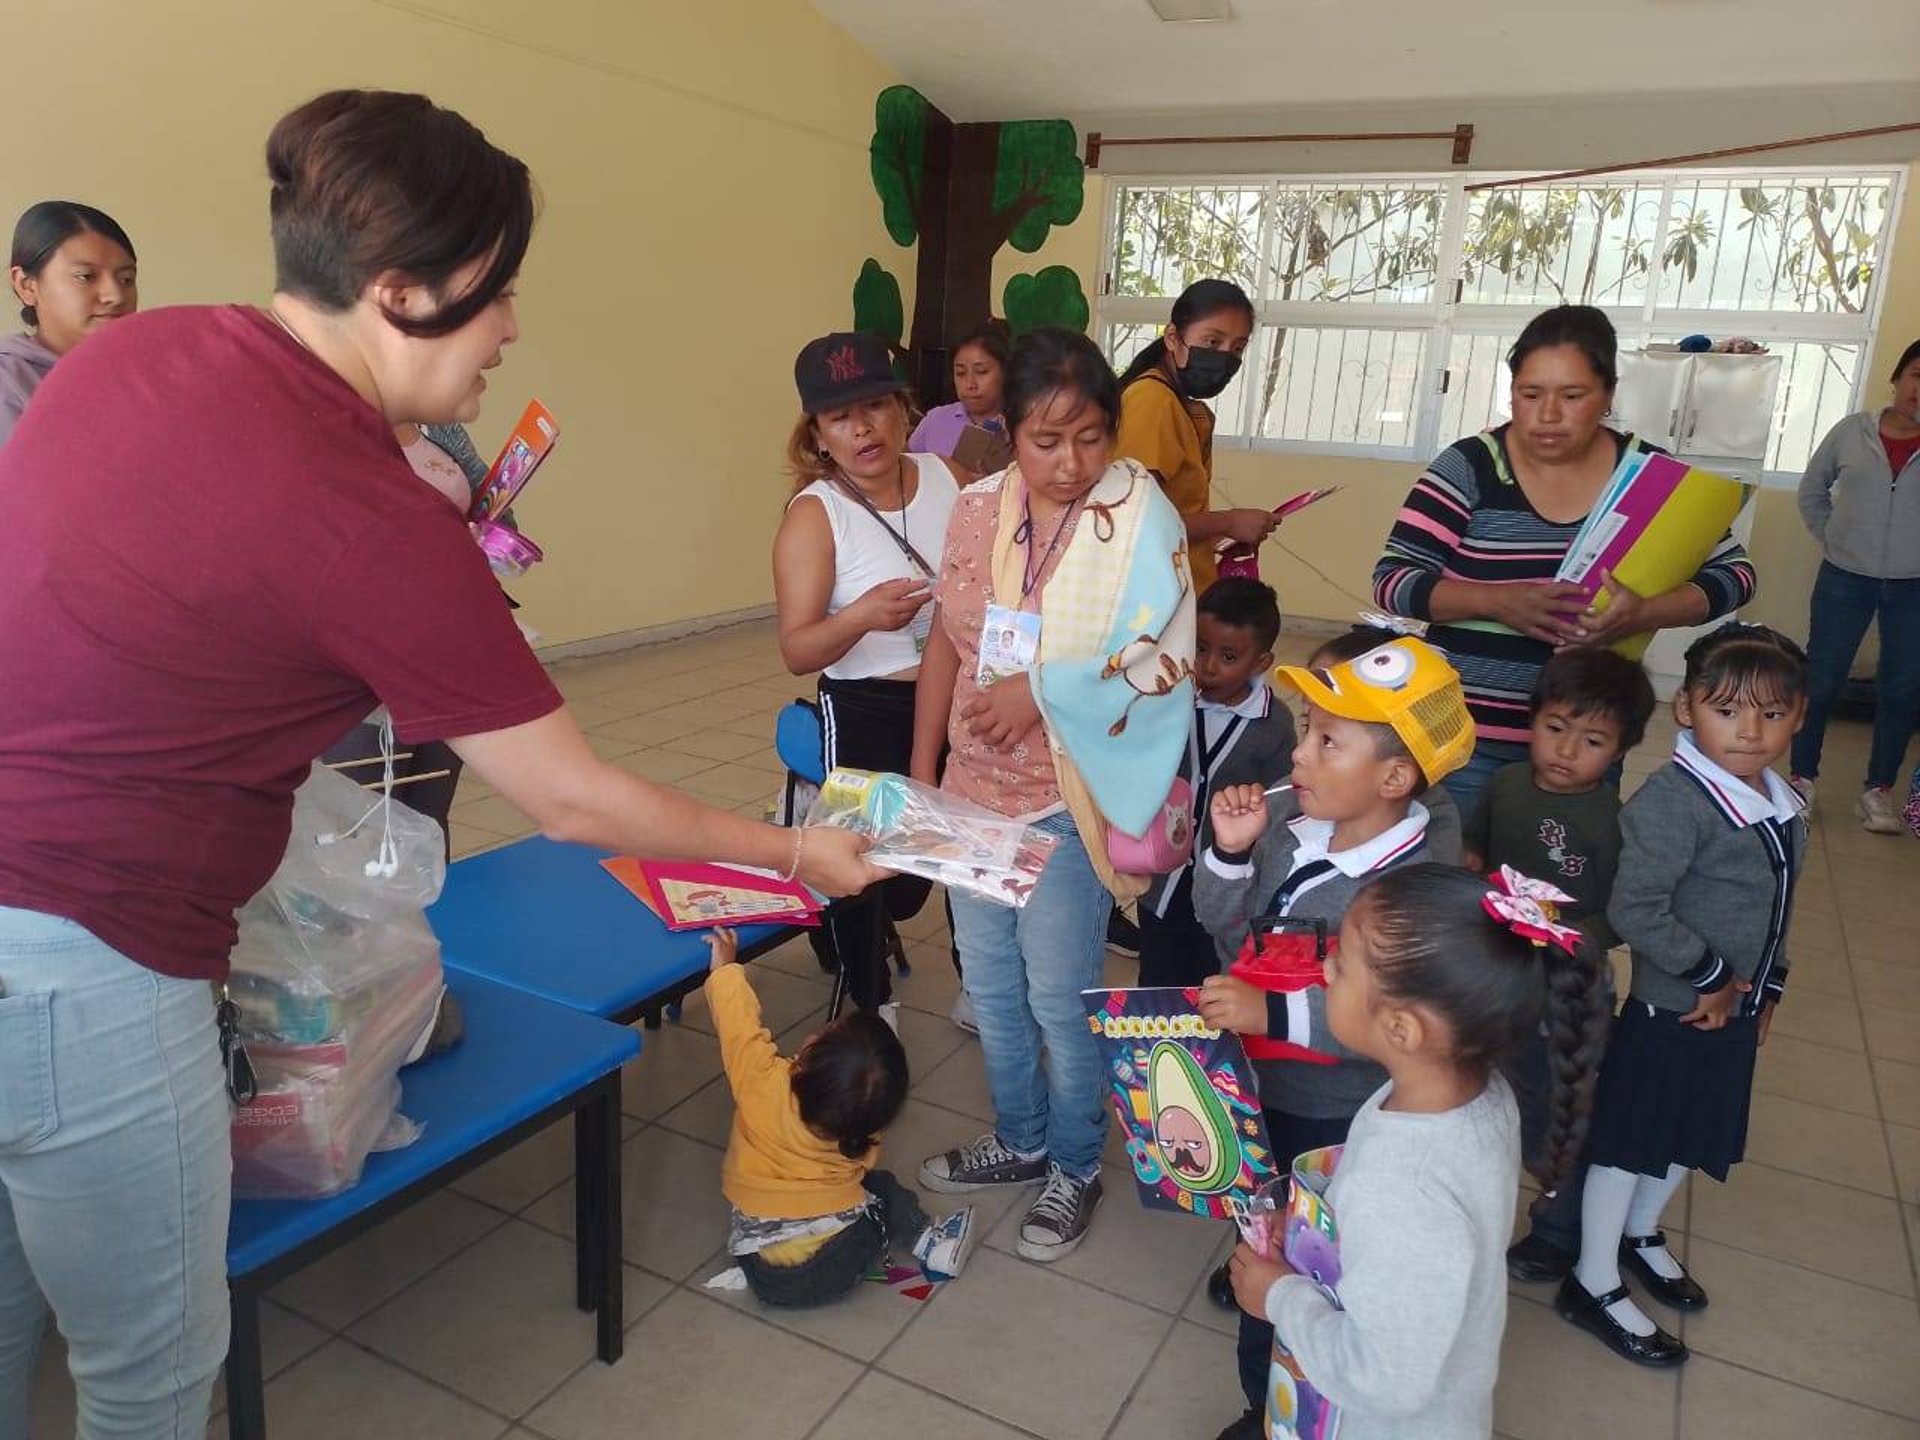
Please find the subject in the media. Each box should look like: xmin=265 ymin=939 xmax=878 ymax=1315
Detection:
xmin=948 ymin=812 xmax=1111 ymax=1178
xmin=1792 ymin=560 xmax=1920 ymax=789
xmin=0 ymin=908 xmax=230 ymax=1439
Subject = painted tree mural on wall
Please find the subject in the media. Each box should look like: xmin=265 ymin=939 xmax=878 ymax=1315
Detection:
xmin=854 ymin=85 xmax=1091 ymax=400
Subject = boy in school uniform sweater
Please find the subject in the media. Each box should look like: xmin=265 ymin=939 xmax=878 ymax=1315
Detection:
xmin=1190 ymin=636 xmax=1477 ymax=1438
xmin=1138 ymin=577 xmax=1297 ymax=990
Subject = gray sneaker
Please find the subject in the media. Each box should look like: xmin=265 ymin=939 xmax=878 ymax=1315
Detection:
xmin=1858 ymin=786 xmax=1903 ymax=835
xmin=1017 ymin=1166 xmax=1103 ymax=1261
xmin=920 ymin=1133 xmax=1048 ymax=1194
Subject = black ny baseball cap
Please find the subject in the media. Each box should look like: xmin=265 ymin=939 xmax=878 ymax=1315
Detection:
xmin=794 ymin=331 xmax=903 ymax=413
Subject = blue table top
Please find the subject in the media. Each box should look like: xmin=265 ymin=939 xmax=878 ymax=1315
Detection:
xmin=427 ymin=836 xmax=797 ymax=1020
xmin=227 ymin=968 xmax=638 ymax=1276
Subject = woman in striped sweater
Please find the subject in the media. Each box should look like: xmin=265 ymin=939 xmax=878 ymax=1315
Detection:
xmin=1372 ymin=306 xmax=1756 ymax=811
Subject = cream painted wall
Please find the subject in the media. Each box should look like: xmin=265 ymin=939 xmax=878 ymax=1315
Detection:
xmin=3 ymin=0 xmax=906 ymax=647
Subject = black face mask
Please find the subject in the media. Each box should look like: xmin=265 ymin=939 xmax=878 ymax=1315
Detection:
xmin=1175 ymin=346 xmax=1241 ymax=401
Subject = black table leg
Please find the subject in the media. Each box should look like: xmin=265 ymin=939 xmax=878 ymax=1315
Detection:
xmin=579 ymin=1071 xmax=625 ymax=1361
xmin=226 ymin=1285 xmax=267 ymax=1440
xmin=574 ymin=1101 xmax=601 ymax=1313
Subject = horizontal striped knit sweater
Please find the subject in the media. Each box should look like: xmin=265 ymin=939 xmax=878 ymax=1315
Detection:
xmin=1373 ymin=426 xmax=1755 ymax=748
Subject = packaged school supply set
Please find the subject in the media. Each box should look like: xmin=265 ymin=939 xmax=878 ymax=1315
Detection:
xmin=467 ymin=400 xmax=559 ymax=578
xmin=226 ymin=763 xmax=449 ymax=1197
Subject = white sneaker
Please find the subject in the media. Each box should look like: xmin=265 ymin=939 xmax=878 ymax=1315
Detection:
xmin=878 ymin=1002 xmax=901 ymax=1035
xmin=1788 ymin=776 xmax=1815 ymax=817
xmin=949 ymin=991 xmax=979 ymax=1034
xmin=912 ymin=1206 xmax=976 ymax=1280
xmin=1858 ymin=787 xmax=1902 ymax=835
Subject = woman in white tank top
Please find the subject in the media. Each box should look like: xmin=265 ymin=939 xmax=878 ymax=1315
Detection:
xmin=773 ymin=332 xmax=966 ymax=1018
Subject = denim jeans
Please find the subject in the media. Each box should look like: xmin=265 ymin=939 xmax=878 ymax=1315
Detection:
xmin=948 ymin=812 xmax=1111 ymax=1178
xmin=1792 ymin=560 xmax=1920 ymax=789
xmin=737 ymin=1170 xmax=929 ymax=1309
xmin=0 ymin=907 xmax=230 ymax=1440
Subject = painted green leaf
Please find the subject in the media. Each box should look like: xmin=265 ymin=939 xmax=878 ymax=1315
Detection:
xmin=1003 ymin=266 xmax=1090 ymax=338
xmin=870 ymin=85 xmax=929 ymax=247
xmin=851 ymin=259 xmax=904 ymax=346
xmin=993 ymin=119 xmax=1085 ymax=254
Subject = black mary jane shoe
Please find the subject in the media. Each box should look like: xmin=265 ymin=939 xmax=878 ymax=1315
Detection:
xmin=1214 ymin=1410 xmax=1263 ymax=1440
xmin=1619 ymin=1231 xmax=1709 ymax=1310
xmin=1554 ymin=1275 xmax=1689 ymax=1368
xmin=1206 ymin=1260 xmax=1237 ymax=1310
xmin=1505 ymin=1232 xmax=1574 ymax=1284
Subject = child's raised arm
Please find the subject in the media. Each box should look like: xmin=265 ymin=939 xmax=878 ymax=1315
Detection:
xmin=703 ymin=949 xmax=783 ymax=1095
xmin=1191 ymin=787 xmax=1287 ymax=950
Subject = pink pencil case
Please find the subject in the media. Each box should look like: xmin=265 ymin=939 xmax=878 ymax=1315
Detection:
xmin=473 ymin=519 xmax=543 ymax=577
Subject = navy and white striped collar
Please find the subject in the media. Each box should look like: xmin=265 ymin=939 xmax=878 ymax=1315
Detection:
xmin=1287 ymin=802 xmax=1430 ymax=878
xmin=1672 ymin=730 xmax=1803 ymax=828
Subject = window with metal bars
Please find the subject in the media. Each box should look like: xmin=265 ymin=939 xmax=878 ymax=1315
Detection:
xmin=1097 ymin=170 xmax=1903 ymax=477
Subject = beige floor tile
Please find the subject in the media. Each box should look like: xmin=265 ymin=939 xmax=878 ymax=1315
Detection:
xmin=1856 ymin=959 xmax=1920 ymax=1016
xmin=662 ymin=728 xmax=776 ymax=763
xmin=1783 ymin=944 xmax=1855 ymax=998
xmin=893 ymin=942 xmax=965 ymax=1016
xmin=349 ymin=1221 xmax=671 ymax=1418
xmin=589 ymin=711 xmax=705 ymax=747
xmin=450 ymin=820 xmax=513 ymax=860
xmin=1743 ymin=1092 xmax=1897 ymax=1196
xmin=684 ymin=762 xmax=789 ymax=804
xmin=557 ymin=699 xmax=633 ymax=733
xmin=605 ymin=747 xmax=718 ymax=784
xmin=448 ymin=794 xmax=537 ymax=840
xmin=1845 ymin=916 xmax=1920 ymax=969
xmin=1753 ymin=1035 xmax=1880 ymax=1117
xmin=270 ymin=1191 xmax=504 ymax=1330
xmin=1888 ymin=1123 xmax=1920 ymax=1201
xmin=1689 ymin=1163 xmax=1913 ymax=1296
xmin=617 ymin=1018 xmax=723 ymax=1120
xmin=672 ymin=964 xmax=830 ymax=1040
xmin=1678 ymin=1355 xmax=1920 ymax=1440
xmin=1107 ymin=1319 xmax=1250 ymax=1440
xmin=980 ymin=1172 xmax=1229 ymax=1314
xmin=880 ymin=1247 xmax=1171 ymax=1440
xmin=257 ymin=1339 xmax=504 ymax=1440
xmin=697 ymin=1241 xmax=929 ymax=1362
xmin=1683 ymin=1237 xmax=1920 ymax=1418
xmin=1180 ymin=1229 xmax=1242 ymax=1337
xmin=877 ymin=997 xmax=975 ymax=1083
xmin=1866 ymin=1007 xmax=1920 ymax=1066
xmin=449 ymin=1112 xmax=644 ymax=1215
xmin=910 ymin=1044 xmax=995 ymax=1123
xmin=524 ymin=1127 xmax=729 ymax=1282
xmin=1493 ymin=1294 xmax=1681 ymax=1440
xmin=580 ymin=731 xmax=643 ymax=762
xmin=1876 ymin=1057 xmax=1920 ymax=1127
xmin=812 ymin=1372 xmax=1035 ymax=1440
xmin=528 ymin=1289 xmax=859 ymax=1440
xmin=1764 ymin=987 xmax=1865 ymax=1051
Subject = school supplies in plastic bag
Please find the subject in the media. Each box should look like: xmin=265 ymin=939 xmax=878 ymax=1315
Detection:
xmin=804 ymin=768 xmax=1057 ymax=907
xmin=227 ymin=763 xmax=447 ymax=1197
xmin=1264 ymin=1146 xmax=1346 ymax=1439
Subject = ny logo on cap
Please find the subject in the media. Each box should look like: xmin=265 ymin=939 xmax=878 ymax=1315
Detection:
xmin=826 ymin=345 xmax=862 ymax=382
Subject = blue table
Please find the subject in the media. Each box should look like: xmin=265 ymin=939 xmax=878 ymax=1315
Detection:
xmin=429 ymin=835 xmax=802 ymax=1024
xmin=225 ymin=970 xmax=638 ymax=1440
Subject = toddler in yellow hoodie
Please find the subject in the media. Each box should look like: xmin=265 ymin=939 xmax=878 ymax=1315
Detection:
xmin=706 ymin=929 xmax=973 ymax=1307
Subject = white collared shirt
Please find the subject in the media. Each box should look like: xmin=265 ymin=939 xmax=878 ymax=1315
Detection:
xmin=1672 ymin=729 xmax=1803 ymax=828
xmin=1286 ymin=801 xmax=1432 ymax=878
xmin=1197 ymin=679 xmax=1272 ymax=751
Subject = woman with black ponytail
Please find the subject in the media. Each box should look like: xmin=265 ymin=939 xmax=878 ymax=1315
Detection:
xmin=1116 ymin=279 xmax=1276 ymax=595
xmin=1224 ymin=863 xmax=1607 ymax=1440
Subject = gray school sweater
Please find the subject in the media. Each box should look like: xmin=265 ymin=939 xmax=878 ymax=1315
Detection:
xmin=1607 ymin=745 xmax=1807 ymax=1017
xmin=1265 ymin=1076 xmax=1520 ymax=1440
xmin=1797 ymin=410 xmax=1920 ymax=580
xmin=1191 ymin=792 xmax=1431 ymax=1119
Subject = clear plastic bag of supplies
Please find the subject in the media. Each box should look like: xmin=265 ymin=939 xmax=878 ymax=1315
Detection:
xmin=228 ymin=763 xmax=447 ymax=1197
xmin=804 ymin=768 xmax=1058 ymax=907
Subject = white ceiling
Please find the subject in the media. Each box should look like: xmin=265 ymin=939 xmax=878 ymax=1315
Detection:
xmin=812 ymin=0 xmax=1920 ymax=122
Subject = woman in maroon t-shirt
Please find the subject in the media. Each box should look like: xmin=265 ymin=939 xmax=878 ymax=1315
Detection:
xmin=0 ymin=90 xmax=880 ymax=1437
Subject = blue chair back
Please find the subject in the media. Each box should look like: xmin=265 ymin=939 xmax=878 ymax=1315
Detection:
xmin=775 ymin=700 xmax=826 ymax=785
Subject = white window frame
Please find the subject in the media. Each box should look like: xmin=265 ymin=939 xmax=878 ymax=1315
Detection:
xmin=1095 ymin=166 xmax=1908 ymax=485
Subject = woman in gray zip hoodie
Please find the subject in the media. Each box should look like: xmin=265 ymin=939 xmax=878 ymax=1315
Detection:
xmin=1793 ymin=338 xmax=1920 ymax=832
xmin=2 ymin=201 xmax=138 ymax=446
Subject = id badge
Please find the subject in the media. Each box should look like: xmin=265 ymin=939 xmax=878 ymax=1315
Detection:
xmin=977 ymin=604 xmax=1041 ymax=685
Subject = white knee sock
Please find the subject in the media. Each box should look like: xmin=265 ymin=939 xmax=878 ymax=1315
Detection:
xmin=1623 ymin=1164 xmax=1689 ymax=1280
xmin=1574 ymin=1165 xmax=1657 ymax=1337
